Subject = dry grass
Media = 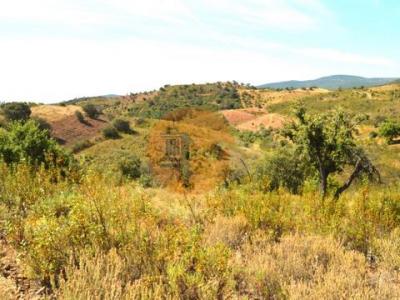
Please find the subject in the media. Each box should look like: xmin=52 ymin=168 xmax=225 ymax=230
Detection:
xmin=0 ymin=277 xmax=17 ymax=300
xmin=239 ymin=87 xmax=330 ymax=108
xmin=236 ymin=113 xmax=286 ymax=131
xmin=232 ymin=234 xmax=400 ymax=299
xmin=221 ymin=108 xmax=287 ymax=132
xmin=32 ymin=105 xmax=108 ymax=146
xmin=31 ymin=105 xmax=83 ymax=122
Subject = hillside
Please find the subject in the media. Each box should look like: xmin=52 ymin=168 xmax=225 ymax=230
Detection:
xmin=2 ymin=81 xmax=400 ymax=299
xmin=259 ymin=75 xmax=398 ymax=90
xmin=31 ymin=105 xmax=108 ymax=146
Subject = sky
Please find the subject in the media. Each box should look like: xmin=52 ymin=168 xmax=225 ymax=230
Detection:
xmin=0 ymin=0 xmax=399 ymax=103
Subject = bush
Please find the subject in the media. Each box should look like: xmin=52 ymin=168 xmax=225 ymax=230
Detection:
xmin=75 ymin=111 xmax=85 ymax=123
xmin=256 ymin=148 xmax=309 ymax=194
xmin=0 ymin=120 xmax=71 ymax=167
xmin=112 ymin=118 xmax=132 ymax=133
xmin=379 ymin=120 xmax=400 ymax=144
xmin=102 ymin=126 xmax=120 ymax=139
xmin=82 ymin=103 xmax=100 ymax=119
xmin=1 ymin=102 xmax=31 ymax=122
xmin=32 ymin=117 xmax=52 ymax=132
xmin=119 ymin=154 xmax=141 ymax=179
xmin=71 ymin=140 xmax=93 ymax=153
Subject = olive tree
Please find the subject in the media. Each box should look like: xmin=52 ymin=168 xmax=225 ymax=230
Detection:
xmin=282 ymin=106 xmax=380 ymax=199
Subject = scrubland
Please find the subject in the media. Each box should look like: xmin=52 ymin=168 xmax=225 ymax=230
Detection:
xmin=1 ymin=164 xmax=400 ymax=299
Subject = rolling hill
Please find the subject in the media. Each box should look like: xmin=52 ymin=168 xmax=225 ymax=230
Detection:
xmin=259 ymin=75 xmax=398 ymax=90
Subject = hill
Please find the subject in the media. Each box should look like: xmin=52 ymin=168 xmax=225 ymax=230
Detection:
xmin=259 ymin=75 xmax=398 ymax=90
xmin=31 ymin=105 xmax=108 ymax=146
xmin=2 ymin=81 xmax=400 ymax=299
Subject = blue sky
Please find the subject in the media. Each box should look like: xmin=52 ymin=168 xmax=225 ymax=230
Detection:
xmin=0 ymin=0 xmax=399 ymax=102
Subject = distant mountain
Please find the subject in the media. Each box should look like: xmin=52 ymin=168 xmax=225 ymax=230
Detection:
xmin=259 ymin=75 xmax=398 ymax=90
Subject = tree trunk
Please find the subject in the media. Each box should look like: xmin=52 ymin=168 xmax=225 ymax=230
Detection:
xmin=316 ymin=156 xmax=328 ymax=199
xmin=334 ymin=160 xmax=362 ymax=199
xmin=320 ymin=171 xmax=328 ymax=199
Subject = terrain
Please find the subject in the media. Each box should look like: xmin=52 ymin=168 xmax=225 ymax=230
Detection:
xmin=1 ymin=80 xmax=400 ymax=299
xmin=259 ymin=75 xmax=399 ymax=90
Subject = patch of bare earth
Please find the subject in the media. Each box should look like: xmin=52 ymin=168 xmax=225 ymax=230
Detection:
xmin=221 ymin=108 xmax=286 ymax=132
xmin=32 ymin=105 xmax=108 ymax=146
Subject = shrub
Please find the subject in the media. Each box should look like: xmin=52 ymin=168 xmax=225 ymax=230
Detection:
xmin=112 ymin=118 xmax=132 ymax=133
xmin=119 ymin=154 xmax=141 ymax=179
xmin=256 ymin=148 xmax=309 ymax=194
xmin=0 ymin=120 xmax=71 ymax=167
xmin=75 ymin=111 xmax=85 ymax=123
xmin=1 ymin=102 xmax=31 ymax=122
xmin=82 ymin=103 xmax=100 ymax=119
xmin=32 ymin=117 xmax=52 ymax=132
xmin=102 ymin=126 xmax=120 ymax=139
xmin=71 ymin=140 xmax=93 ymax=153
xmin=379 ymin=120 xmax=400 ymax=144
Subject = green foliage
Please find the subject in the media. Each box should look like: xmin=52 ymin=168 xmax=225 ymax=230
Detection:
xmin=112 ymin=118 xmax=132 ymax=133
xmin=1 ymin=102 xmax=31 ymax=122
xmin=379 ymin=120 xmax=400 ymax=144
xmin=0 ymin=120 xmax=71 ymax=167
xmin=128 ymin=83 xmax=242 ymax=119
xmin=102 ymin=126 xmax=120 ymax=139
xmin=75 ymin=111 xmax=85 ymax=123
xmin=235 ymin=127 xmax=272 ymax=147
xmin=256 ymin=147 xmax=310 ymax=194
xmin=82 ymin=103 xmax=100 ymax=119
xmin=118 ymin=154 xmax=141 ymax=179
xmin=71 ymin=140 xmax=93 ymax=153
xmin=32 ymin=117 xmax=52 ymax=132
xmin=282 ymin=106 xmax=379 ymax=198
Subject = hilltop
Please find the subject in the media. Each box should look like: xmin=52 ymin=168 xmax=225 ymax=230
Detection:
xmin=259 ymin=75 xmax=398 ymax=90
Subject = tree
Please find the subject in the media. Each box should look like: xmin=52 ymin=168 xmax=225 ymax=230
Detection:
xmin=82 ymin=103 xmax=100 ymax=119
xmin=102 ymin=126 xmax=120 ymax=139
xmin=379 ymin=120 xmax=400 ymax=144
xmin=0 ymin=120 xmax=71 ymax=167
xmin=256 ymin=148 xmax=309 ymax=194
xmin=112 ymin=118 xmax=132 ymax=133
xmin=282 ymin=106 xmax=380 ymax=199
xmin=1 ymin=102 xmax=31 ymax=122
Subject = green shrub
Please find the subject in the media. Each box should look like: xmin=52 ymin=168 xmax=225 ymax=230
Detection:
xmin=119 ymin=154 xmax=141 ymax=179
xmin=0 ymin=120 xmax=71 ymax=167
xmin=75 ymin=111 xmax=85 ymax=123
xmin=71 ymin=140 xmax=93 ymax=153
xmin=102 ymin=126 xmax=120 ymax=139
xmin=1 ymin=102 xmax=31 ymax=122
xmin=82 ymin=103 xmax=100 ymax=119
xmin=379 ymin=120 xmax=400 ymax=144
xmin=112 ymin=118 xmax=132 ymax=133
xmin=32 ymin=117 xmax=52 ymax=132
xmin=256 ymin=148 xmax=309 ymax=194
